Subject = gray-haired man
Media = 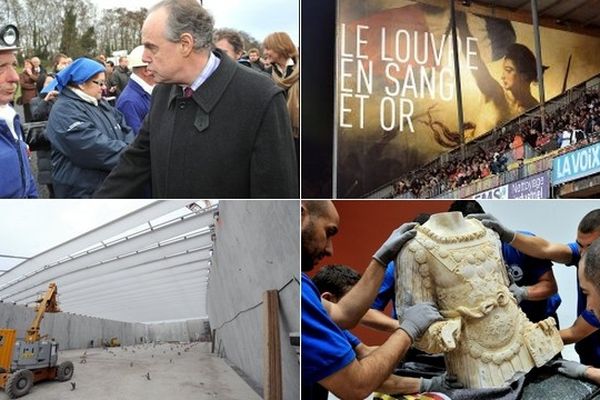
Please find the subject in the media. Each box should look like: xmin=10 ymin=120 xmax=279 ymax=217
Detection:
xmin=96 ymin=0 xmax=297 ymax=198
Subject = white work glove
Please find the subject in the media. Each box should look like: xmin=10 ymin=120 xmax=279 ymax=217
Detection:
xmin=509 ymin=283 xmax=529 ymax=304
xmin=373 ymin=222 xmax=418 ymax=266
xmin=398 ymin=302 xmax=442 ymax=342
xmin=467 ymin=213 xmax=516 ymax=243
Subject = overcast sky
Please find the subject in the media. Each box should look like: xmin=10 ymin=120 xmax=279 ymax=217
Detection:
xmin=89 ymin=0 xmax=299 ymax=44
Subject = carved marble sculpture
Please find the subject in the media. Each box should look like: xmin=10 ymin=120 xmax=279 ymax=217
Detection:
xmin=395 ymin=212 xmax=563 ymax=389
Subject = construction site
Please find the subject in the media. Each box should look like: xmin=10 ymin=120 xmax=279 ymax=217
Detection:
xmin=0 ymin=200 xmax=299 ymax=400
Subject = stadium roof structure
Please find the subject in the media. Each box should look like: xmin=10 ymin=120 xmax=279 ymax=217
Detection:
xmin=0 ymin=201 xmax=215 ymax=323
xmin=456 ymin=0 xmax=600 ymax=36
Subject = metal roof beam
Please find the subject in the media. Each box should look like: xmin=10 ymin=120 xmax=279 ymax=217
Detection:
xmin=0 ymin=201 xmax=191 ymax=283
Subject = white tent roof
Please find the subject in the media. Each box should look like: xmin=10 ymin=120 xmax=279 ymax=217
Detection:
xmin=0 ymin=201 xmax=215 ymax=323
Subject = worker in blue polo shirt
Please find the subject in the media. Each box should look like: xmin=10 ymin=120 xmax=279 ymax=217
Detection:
xmin=301 ymin=201 xmax=443 ymax=400
xmin=310 ymin=264 xmax=461 ymax=399
xmin=472 ymin=208 xmax=600 ymax=367
xmin=551 ymin=239 xmax=600 ymax=383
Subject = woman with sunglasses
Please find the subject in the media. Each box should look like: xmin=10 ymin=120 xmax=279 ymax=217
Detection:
xmin=45 ymin=57 xmax=134 ymax=198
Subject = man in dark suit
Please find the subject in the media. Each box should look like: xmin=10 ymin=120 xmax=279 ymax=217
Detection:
xmin=95 ymin=0 xmax=298 ymax=198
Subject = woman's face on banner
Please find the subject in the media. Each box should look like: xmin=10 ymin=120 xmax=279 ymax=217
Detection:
xmin=501 ymin=58 xmax=518 ymax=91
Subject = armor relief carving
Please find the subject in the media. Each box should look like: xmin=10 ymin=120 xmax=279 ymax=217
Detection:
xmin=395 ymin=212 xmax=563 ymax=389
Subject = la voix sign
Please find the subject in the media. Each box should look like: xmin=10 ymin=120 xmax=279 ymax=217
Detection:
xmin=552 ymin=142 xmax=600 ymax=185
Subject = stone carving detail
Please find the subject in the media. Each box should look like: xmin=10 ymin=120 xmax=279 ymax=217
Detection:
xmin=395 ymin=212 xmax=563 ymax=389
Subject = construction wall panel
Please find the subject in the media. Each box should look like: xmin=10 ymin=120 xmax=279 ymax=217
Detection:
xmin=0 ymin=303 xmax=206 ymax=350
xmin=207 ymin=200 xmax=299 ymax=399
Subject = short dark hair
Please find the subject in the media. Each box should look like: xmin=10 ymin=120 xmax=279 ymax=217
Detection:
xmin=448 ymin=200 xmax=485 ymax=216
xmin=584 ymin=239 xmax=600 ymax=290
xmin=579 ymin=209 xmax=600 ymax=234
xmin=312 ymin=264 xmax=361 ymax=299
xmin=213 ymin=28 xmax=244 ymax=55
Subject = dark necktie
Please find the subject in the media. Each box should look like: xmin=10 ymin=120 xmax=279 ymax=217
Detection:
xmin=183 ymin=86 xmax=194 ymax=98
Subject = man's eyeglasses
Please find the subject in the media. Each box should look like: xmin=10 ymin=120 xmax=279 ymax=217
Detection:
xmin=91 ymin=80 xmax=106 ymax=87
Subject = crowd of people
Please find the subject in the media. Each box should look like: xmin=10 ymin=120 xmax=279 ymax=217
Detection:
xmin=391 ymin=86 xmax=600 ymax=198
xmin=1 ymin=0 xmax=299 ymax=198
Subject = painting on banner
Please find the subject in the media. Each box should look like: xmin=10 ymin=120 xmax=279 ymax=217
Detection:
xmin=335 ymin=0 xmax=600 ymax=197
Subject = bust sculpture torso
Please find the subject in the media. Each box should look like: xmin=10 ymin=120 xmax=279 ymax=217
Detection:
xmin=395 ymin=212 xmax=562 ymax=388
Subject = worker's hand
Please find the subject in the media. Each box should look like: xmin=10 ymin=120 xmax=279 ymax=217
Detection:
xmin=550 ymin=359 xmax=589 ymax=379
xmin=373 ymin=222 xmax=418 ymax=266
xmin=509 ymin=283 xmax=529 ymax=304
xmin=420 ymin=374 xmax=463 ymax=393
xmin=398 ymin=302 xmax=442 ymax=342
xmin=467 ymin=213 xmax=515 ymax=243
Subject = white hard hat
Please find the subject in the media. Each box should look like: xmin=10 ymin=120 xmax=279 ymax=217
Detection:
xmin=128 ymin=45 xmax=147 ymax=68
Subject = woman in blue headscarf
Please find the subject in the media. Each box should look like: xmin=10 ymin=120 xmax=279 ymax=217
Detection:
xmin=45 ymin=57 xmax=134 ymax=198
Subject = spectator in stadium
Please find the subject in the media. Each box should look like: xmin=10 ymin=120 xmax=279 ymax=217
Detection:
xmin=109 ymin=56 xmax=131 ymax=96
xmin=116 ymin=45 xmax=155 ymax=135
xmin=263 ymin=31 xmax=299 ymax=160
xmin=46 ymin=57 xmax=134 ymax=198
xmin=0 ymin=26 xmax=38 ymax=198
xmin=213 ymin=28 xmax=250 ymax=67
xmin=490 ymin=152 xmax=508 ymax=174
xmin=18 ymin=58 xmax=39 ymax=122
xmin=511 ymin=131 xmax=525 ymax=161
xmin=95 ymin=0 xmax=298 ymax=198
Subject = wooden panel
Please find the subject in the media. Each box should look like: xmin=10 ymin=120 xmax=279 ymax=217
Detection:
xmin=263 ymin=290 xmax=282 ymax=400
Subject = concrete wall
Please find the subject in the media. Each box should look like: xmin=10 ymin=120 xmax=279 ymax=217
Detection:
xmin=147 ymin=319 xmax=210 ymax=342
xmin=0 ymin=303 xmax=209 ymax=350
xmin=207 ymin=200 xmax=299 ymax=399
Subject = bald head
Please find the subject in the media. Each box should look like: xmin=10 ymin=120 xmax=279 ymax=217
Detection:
xmin=301 ymin=201 xmax=339 ymax=272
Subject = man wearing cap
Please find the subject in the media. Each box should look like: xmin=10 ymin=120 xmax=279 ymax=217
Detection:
xmin=95 ymin=0 xmax=297 ymax=198
xmin=0 ymin=24 xmax=38 ymax=198
xmin=116 ymin=45 xmax=156 ymax=135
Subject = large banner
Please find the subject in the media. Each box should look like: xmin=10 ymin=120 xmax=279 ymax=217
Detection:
xmin=335 ymin=0 xmax=600 ymax=197
xmin=552 ymin=142 xmax=600 ymax=185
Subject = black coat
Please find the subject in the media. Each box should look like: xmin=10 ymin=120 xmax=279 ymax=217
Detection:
xmin=96 ymin=50 xmax=298 ymax=198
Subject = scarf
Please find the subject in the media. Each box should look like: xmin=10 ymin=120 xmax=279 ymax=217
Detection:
xmin=272 ymin=59 xmax=300 ymax=139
